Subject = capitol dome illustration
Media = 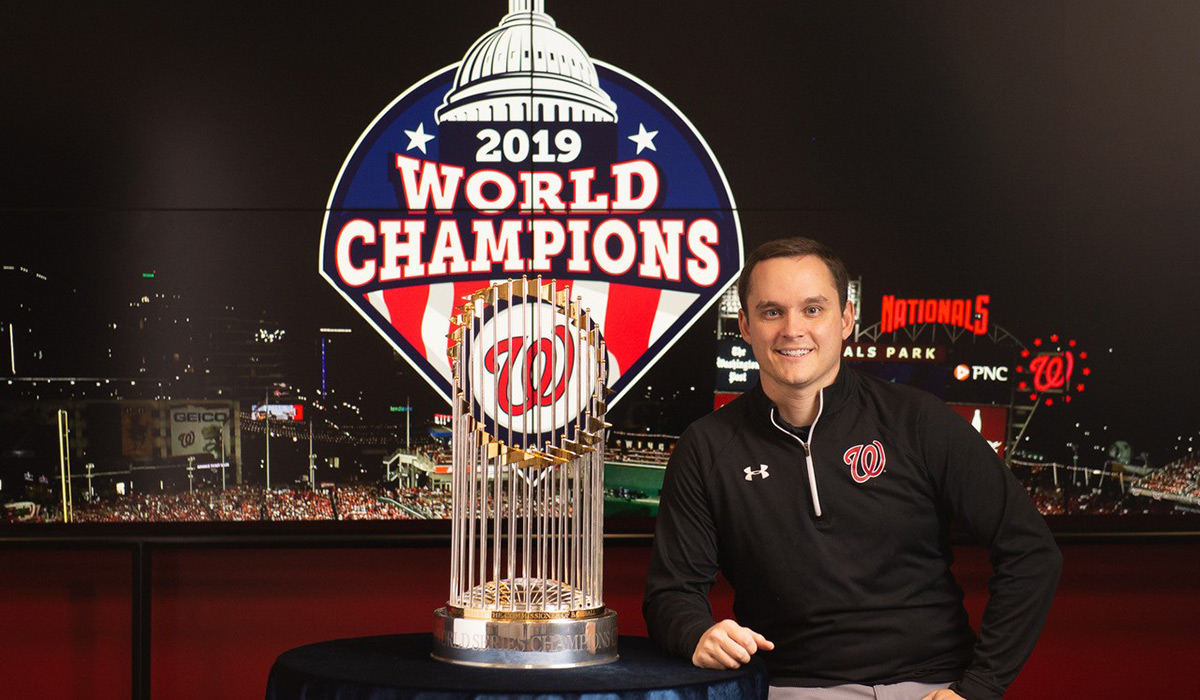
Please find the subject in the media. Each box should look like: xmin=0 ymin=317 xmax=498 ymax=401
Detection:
xmin=436 ymin=0 xmax=618 ymax=123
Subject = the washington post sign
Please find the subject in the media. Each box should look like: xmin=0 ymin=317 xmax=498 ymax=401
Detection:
xmin=319 ymin=1 xmax=743 ymax=406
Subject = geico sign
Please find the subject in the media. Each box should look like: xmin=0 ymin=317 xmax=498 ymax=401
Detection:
xmin=953 ymin=364 xmax=1009 ymax=382
xmin=173 ymin=411 xmax=229 ymax=423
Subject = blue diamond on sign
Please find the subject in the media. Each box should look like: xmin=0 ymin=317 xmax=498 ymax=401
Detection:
xmin=319 ymin=1 xmax=743 ymax=406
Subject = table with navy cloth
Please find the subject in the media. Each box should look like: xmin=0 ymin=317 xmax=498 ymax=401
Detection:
xmin=266 ymin=633 xmax=768 ymax=700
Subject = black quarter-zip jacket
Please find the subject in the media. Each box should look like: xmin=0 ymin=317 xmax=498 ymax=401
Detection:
xmin=643 ymin=364 xmax=1061 ymax=700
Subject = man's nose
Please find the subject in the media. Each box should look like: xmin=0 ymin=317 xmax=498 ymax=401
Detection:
xmin=782 ymin=312 xmax=807 ymax=337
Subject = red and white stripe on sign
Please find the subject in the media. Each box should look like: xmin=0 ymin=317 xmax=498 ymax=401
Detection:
xmin=365 ymin=280 xmax=698 ymax=389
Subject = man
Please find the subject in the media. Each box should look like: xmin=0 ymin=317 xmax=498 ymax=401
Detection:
xmin=643 ymin=237 xmax=1061 ymax=699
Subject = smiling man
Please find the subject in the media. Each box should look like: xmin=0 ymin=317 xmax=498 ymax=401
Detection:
xmin=643 ymin=237 xmax=1061 ymax=700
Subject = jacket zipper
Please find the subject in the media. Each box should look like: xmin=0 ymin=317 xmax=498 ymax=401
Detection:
xmin=769 ymin=388 xmax=825 ymax=518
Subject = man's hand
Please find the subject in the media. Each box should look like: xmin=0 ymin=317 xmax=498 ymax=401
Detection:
xmin=691 ymin=619 xmax=775 ymax=669
xmin=920 ymin=690 xmax=965 ymax=700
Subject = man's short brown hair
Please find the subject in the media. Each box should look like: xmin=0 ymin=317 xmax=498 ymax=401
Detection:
xmin=736 ymin=237 xmax=850 ymax=311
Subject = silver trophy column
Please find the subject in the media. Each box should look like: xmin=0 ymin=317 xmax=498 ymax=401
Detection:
xmin=432 ymin=278 xmax=617 ymax=668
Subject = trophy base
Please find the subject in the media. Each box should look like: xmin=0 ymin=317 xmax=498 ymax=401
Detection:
xmin=431 ymin=607 xmax=619 ymax=668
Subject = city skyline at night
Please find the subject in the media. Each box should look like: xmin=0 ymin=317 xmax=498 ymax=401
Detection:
xmin=3 ymin=0 xmax=1199 ymax=522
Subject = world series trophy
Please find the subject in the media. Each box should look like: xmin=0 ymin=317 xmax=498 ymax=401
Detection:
xmin=431 ymin=278 xmax=618 ymax=668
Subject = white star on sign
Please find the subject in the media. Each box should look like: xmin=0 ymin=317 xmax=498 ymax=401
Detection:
xmin=404 ymin=122 xmax=435 ymax=154
xmin=628 ymin=123 xmax=658 ymax=154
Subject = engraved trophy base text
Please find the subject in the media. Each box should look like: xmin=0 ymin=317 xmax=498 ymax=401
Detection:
xmin=431 ymin=606 xmax=619 ymax=668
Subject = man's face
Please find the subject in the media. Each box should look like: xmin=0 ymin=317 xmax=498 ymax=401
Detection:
xmin=738 ymin=255 xmax=854 ymax=403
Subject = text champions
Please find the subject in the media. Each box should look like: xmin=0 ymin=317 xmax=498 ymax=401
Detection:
xmin=333 ymin=155 xmax=722 ymax=288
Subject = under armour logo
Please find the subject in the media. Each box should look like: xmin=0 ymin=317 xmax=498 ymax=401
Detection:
xmin=744 ymin=464 xmax=770 ymax=481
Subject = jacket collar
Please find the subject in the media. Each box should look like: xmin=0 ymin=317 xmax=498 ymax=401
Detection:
xmin=747 ymin=361 xmax=856 ymax=428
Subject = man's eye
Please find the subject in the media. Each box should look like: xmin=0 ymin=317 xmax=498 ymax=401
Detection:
xmin=763 ymin=309 xmax=781 ymax=318
xmin=806 ymin=306 xmax=822 ymax=315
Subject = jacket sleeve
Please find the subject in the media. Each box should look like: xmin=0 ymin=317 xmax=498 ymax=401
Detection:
xmin=642 ymin=427 xmax=722 ymax=661
xmin=920 ymin=401 xmax=1062 ymax=700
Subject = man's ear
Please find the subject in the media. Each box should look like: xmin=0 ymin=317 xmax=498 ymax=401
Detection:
xmin=841 ymin=300 xmax=855 ymax=340
xmin=738 ymin=308 xmax=750 ymax=342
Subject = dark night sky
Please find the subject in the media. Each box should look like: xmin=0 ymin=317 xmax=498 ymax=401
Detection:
xmin=3 ymin=1 xmax=1199 ymax=460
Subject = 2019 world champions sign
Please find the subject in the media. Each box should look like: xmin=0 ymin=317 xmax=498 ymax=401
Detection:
xmin=319 ymin=0 xmax=743 ymax=406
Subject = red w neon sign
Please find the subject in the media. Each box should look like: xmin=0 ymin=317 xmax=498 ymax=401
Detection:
xmin=1016 ymin=335 xmax=1091 ymax=407
xmin=1029 ymin=351 xmax=1074 ymax=393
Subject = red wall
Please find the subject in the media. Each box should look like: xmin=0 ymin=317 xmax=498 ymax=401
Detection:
xmin=3 ymin=540 xmax=1198 ymax=699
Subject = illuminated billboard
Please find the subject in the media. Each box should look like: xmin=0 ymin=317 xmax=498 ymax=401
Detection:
xmin=250 ymin=404 xmax=304 ymax=422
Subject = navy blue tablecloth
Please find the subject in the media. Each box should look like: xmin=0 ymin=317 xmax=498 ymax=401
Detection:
xmin=266 ymin=633 xmax=767 ymax=700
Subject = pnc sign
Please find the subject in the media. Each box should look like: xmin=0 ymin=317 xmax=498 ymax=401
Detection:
xmin=319 ymin=0 xmax=743 ymax=405
xmin=953 ymin=364 xmax=1009 ymax=382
